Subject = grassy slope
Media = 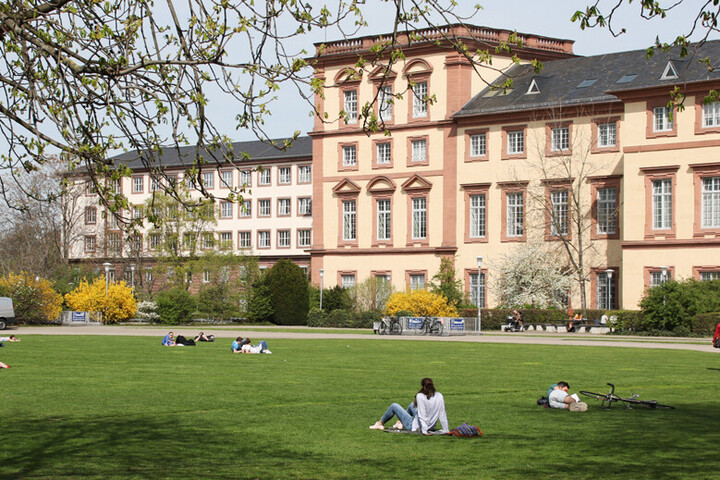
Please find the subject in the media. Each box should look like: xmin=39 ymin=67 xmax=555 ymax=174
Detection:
xmin=0 ymin=336 xmax=718 ymax=479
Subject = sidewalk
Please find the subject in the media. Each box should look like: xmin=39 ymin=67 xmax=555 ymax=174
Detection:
xmin=10 ymin=324 xmax=717 ymax=353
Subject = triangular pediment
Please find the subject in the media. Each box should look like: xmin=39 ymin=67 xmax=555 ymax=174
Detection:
xmin=367 ymin=176 xmax=397 ymax=193
xmin=401 ymin=174 xmax=432 ymax=192
xmin=332 ymin=178 xmax=362 ymax=195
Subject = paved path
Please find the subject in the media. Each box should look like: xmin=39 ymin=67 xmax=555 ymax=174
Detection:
xmin=10 ymin=325 xmax=717 ymax=353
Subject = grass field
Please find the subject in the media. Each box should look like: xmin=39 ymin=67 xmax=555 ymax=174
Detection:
xmin=1 ymin=335 xmax=718 ymax=479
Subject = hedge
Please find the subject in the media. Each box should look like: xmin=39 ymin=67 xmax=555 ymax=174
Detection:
xmin=306 ymin=308 xmax=380 ymax=328
xmin=691 ymin=312 xmax=720 ymax=335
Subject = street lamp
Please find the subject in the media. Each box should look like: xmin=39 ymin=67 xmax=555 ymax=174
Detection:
xmin=476 ymin=256 xmax=483 ymax=333
xmin=604 ymin=269 xmax=613 ymax=310
xmin=103 ymin=262 xmax=112 ymax=295
xmin=319 ymin=269 xmax=324 ymax=310
xmin=130 ymin=263 xmax=136 ymax=289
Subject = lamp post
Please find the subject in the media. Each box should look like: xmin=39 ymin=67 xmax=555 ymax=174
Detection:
xmin=660 ymin=266 xmax=669 ymax=308
xmin=130 ymin=263 xmax=136 ymax=289
xmin=319 ymin=269 xmax=324 ymax=310
xmin=103 ymin=262 xmax=112 ymax=295
xmin=604 ymin=269 xmax=613 ymax=310
xmin=476 ymin=256 xmax=483 ymax=333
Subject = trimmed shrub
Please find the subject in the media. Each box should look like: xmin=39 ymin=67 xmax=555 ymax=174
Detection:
xmin=640 ymin=279 xmax=720 ymax=332
xmin=321 ymin=285 xmax=354 ymax=312
xmin=0 ymin=272 xmax=63 ymax=324
xmin=266 ymin=259 xmax=309 ymax=325
xmin=247 ymin=282 xmax=274 ymax=323
xmin=155 ymin=288 xmax=194 ymax=325
xmin=306 ymin=307 xmax=328 ymax=327
xmin=691 ymin=312 xmax=720 ymax=335
xmin=64 ymin=277 xmax=136 ymax=324
xmin=306 ymin=308 xmax=377 ymax=328
xmin=612 ymin=310 xmax=644 ymax=333
xmin=195 ymin=283 xmax=240 ymax=321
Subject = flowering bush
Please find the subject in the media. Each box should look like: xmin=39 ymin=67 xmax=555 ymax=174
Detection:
xmin=0 ymin=272 xmax=63 ymax=324
xmin=384 ymin=290 xmax=458 ymax=317
xmin=136 ymin=301 xmax=160 ymax=323
xmin=65 ymin=277 xmax=137 ymax=323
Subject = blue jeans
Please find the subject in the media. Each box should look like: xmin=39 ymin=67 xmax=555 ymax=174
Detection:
xmin=257 ymin=340 xmax=268 ymax=352
xmin=380 ymin=402 xmax=416 ymax=430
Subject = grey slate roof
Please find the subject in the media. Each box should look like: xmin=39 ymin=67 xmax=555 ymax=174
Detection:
xmin=110 ymin=136 xmax=312 ymax=171
xmin=455 ymin=40 xmax=720 ymax=118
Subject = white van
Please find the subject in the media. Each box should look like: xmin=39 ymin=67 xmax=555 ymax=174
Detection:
xmin=0 ymin=297 xmax=15 ymax=330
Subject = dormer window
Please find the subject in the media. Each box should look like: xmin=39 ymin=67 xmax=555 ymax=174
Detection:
xmin=526 ymin=78 xmax=541 ymax=95
xmin=661 ymin=61 xmax=679 ymax=80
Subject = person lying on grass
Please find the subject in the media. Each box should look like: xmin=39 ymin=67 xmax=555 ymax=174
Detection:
xmin=0 ymin=335 xmax=20 ymax=342
xmin=195 ymin=332 xmax=215 ymax=343
xmin=231 ymin=337 xmax=251 ymax=353
xmin=0 ymin=361 xmax=9 ymax=368
xmin=548 ymin=381 xmax=588 ymax=412
xmin=369 ymin=377 xmax=449 ymax=435
xmin=240 ymin=339 xmax=272 ymax=354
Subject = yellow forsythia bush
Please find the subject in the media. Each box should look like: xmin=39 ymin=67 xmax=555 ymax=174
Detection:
xmin=65 ymin=277 xmax=137 ymax=323
xmin=0 ymin=272 xmax=63 ymax=324
xmin=384 ymin=290 xmax=458 ymax=317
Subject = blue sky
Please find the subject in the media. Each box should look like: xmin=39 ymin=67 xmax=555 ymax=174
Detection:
xmin=223 ymin=0 xmax=719 ymax=142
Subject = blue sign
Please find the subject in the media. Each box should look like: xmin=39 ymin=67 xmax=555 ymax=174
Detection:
xmin=449 ymin=318 xmax=465 ymax=331
xmin=406 ymin=317 xmax=423 ymax=330
xmin=71 ymin=311 xmax=86 ymax=322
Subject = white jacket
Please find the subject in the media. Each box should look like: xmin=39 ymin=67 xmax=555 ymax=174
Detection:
xmin=411 ymin=392 xmax=449 ymax=434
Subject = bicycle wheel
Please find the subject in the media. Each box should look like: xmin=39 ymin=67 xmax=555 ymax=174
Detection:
xmin=579 ymin=391 xmax=608 ymax=401
xmin=379 ymin=322 xmax=388 ymax=335
xmin=622 ymin=398 xmax=675 ymax=410
xmin=390 ymin=321 xmax=402 ymax=335
xmin=431 ymin=322 xmax=443 ymax=336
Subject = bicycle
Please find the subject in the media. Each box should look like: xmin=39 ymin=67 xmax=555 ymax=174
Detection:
xmin=378 ymin=317 xmax=403 ymax=335
xmin=419 ymin=317 xmax=443 ymax=336
xmin=580 ymin=383 xmax=674 ymax=410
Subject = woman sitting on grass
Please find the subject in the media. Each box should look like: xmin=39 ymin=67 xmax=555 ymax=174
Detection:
xmin=369 ymin=377 xmax=449 ymax=435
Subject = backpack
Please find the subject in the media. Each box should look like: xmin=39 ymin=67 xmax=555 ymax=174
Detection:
xmin=537 ymin=396 xmax=549 ymax=407
xmin=713 ymin=337 xmax=720 ymax=349
xmin=448 ymin=422 xmax=483 ymax=437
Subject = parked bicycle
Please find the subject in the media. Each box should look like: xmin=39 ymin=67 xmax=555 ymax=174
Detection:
xmin=580 ymin=383 xmax=674 ymax=410
xmin=378 ymin=317 xmax=403 ymax=335
xmin=419 ymin=317 xmax=443 ymax=336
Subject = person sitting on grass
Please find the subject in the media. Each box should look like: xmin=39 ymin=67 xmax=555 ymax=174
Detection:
xmin=231 ymin=337 xmax=251 ymax=353
xmin=0 ymin=335 xmax=20 ymax=342
xmin=369 ymin=377 xmax=449 ymax=434
xmin=548 ymin=381 xmax=588 ymax=412
xmin=162 ymin=332 xmax=176 ymax=346
xmin=240 ymin=339 xmax=272 ymax=354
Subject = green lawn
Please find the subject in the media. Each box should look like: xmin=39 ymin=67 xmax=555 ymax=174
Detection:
xmin=1 ymin=336 xmax=718 ymax=479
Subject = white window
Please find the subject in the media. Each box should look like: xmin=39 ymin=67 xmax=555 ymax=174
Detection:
xmin=597 ymin=188 xmax=617 ymax=235
xmin=259 ymin=168 xmax=271 ymax=185
xmin=343 ymin=200 xmax=356 ymax=241
xmin=279 ymin=167 xmax=291 ymax=184
xmin=703 ymin=102 xmax=720 ymax=127
xmin=413 ymin=81 xmax=428 ymax=118
xmin=298 ymin=229 xmax=311 ymax=247
xmin=702 ymin=177 xmax=720 ymax=228
xmin=108 ymin=212 xmax=120 ymax=230
xmin=298 ymin=197 xmax=312 ymax=215
xmin=150 ymin=177 xmax=161 ymax=192
xmin=377 ymin=199 xmax=391 ymax=241
xmin=653 ymin=106 xmax=673 ymax=132
xmin=85 ymin=207 xmax=96 ymax=224
xmin=550 ymin=190 xmax=569 ymax=236
xmin=412 ymin=197 xmax=427 ymax=240
xmin=220 ymin=232 xmax=232 ymax=249
xmin=377 ymin=142 xmax=391 ymax=164
xmin=258 ymin=231 xmax=270 ymax=248
xmin=202 ymin=172 xmax=214 ymax=189
xmin=110 ymin=178 xmax=122 ymax=194
xmin=411 ymin=139 xmax=427 ymax=163
xmin=85 ymin=236 xmax=96 ymax=252
xmin=470 ymin=272 xmax=486 ymax=308
xmin=240 ymin=170 xmax=252 ymax=186
xmin=470 ymin=134 xmax=486 ymax=157
xmin=278 ymin=198 xmax=291 ymax=216
xmin=220 ymin=266 xmax=230 ymax=283
xmin=148 ymin=234 xmax=160 ymax=250
xmin=410 ymin=274 xmax=425 ymax=291
xmin=470 ymin=194 xmax=486 ymax=238
xmin=108 ymin=232 xmax=122 ymax=254
xmin=598 ymin=123 xmax=617 ymax=147
xmin=344 ymin=90 xmax=358 ymax=123
xmin=202 ymin=270 xmax=211 ymax=283
xmin=298 ymin=165 xmax=311 ymax=183
xmin=278 ymin=230 xmax=290 ymax=247
xmin=507 ymin=192 xmax=524 ymax=237
xmin=597 ymin=272 xmax=616 ymax=309
xmin=132 ymin=176 xmax=144 ymax=193
xmin=650 ymin=271 xmax=668 ymax=288
xmin=131 ymin=234 xmax=142 ymax=253
xmin=258 ymin=199 xmax=271 ymax=216
xmin=220 ymin=201 xmax=233 ymax=218
xmin=341 ymin=274 xmax=356 ymax=289
xmin=700 ymin=271 xmax=720 ymax=281
xmin=240 ymin=200 xmax=251 ymax=217
xmin=652 ymin=179 xmax=672 ymax=229
xmin=239 ymin=231 xmax=251 ymax=248
xmin=342 ymin=145 xmax=357 ymax=167
xmin=507 ymin=130 xmax=524 ymax=154
xmin=202 ymin=232 xmax=214 ymax=249
xmin=379 ymin=85 xmax=393 ymax=120
xmin=551 ymin=126 xmax=570 ymax=151
xmin=219 ymin=170 xmax=232 ymax=188
xmin=132 ymin=206 xmax=143 ymax=220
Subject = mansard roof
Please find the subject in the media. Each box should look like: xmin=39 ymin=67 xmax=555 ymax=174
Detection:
xmin=455 ymin=40 xmax=720 ymax=118
xmin=110 ymin=136 xmax=313 ymax=171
